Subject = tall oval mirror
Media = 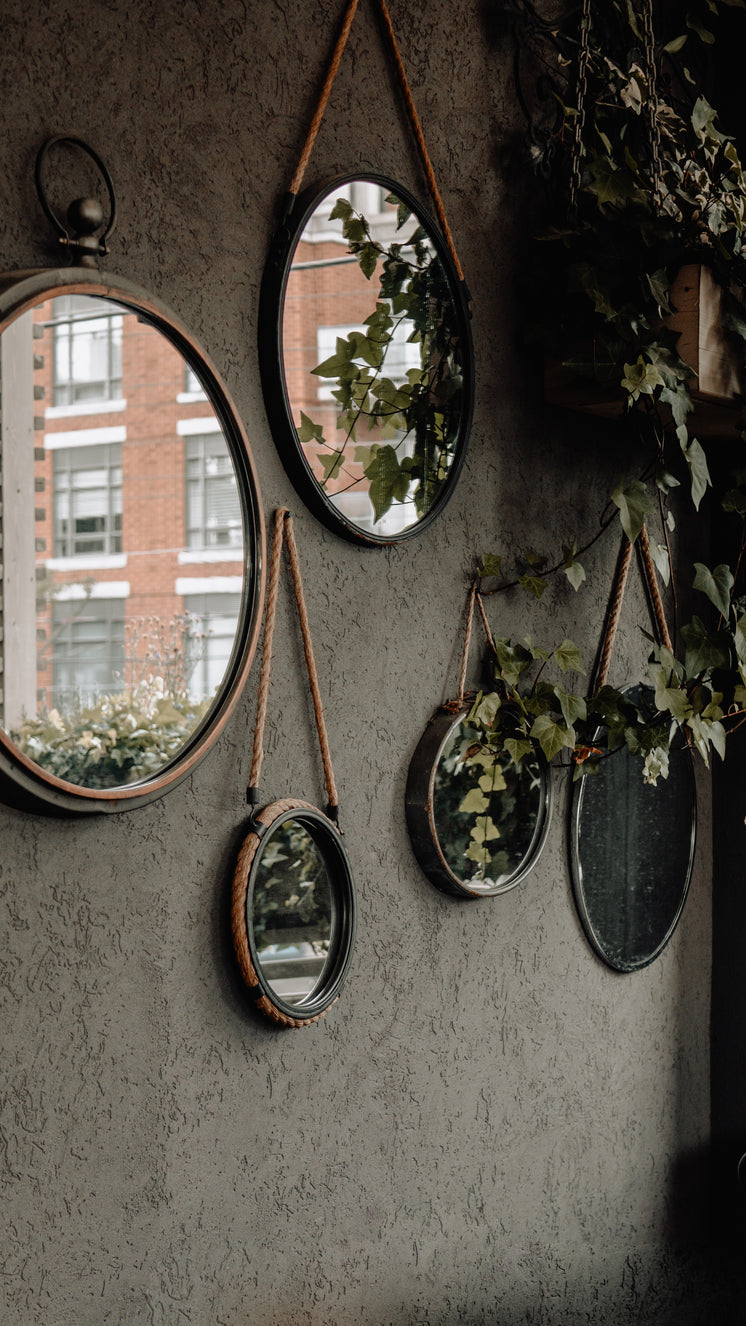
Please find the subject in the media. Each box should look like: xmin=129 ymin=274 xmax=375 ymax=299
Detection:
xmin=0 ymin=272 xmax=264 ymax=813
xmin=406 ymin=703 xmax=552 ymax=898
xmin=570 ymin=685 xmax=697 ymax=971
xmin=260 ymin=175 xmax=474 ymax=545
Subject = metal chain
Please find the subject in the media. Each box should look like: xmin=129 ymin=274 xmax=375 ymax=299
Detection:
xmin=569 ymin=0 xmax=592 ymax=212
xmin=641 ymin=0 xmax=663 ymax=206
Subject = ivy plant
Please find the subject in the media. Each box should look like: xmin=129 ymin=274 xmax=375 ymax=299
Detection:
xmin=298 ymin=193 xmax=465 ymax=524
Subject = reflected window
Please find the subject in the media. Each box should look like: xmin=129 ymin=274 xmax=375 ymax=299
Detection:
xmin=183 ymin=362 xmax=206 ymax=398
xmin=51 ymin=295 xmax=123 ymax=407
xmin=185 ymin=434 xmax=242 ymax=549
xmin=50 ymin=597 xmax=125 ymax=710
xmin=183 ymin=592 xmax=241 ymax=700
xmin=53 ymin=444 xmax=122 ymax=558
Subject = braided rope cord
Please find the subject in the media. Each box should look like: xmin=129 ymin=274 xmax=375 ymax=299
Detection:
xmin=454 ymin=583 xmax=498 ymax=707
xmin=248 ymin=509 xmax=339 ymax=814
xmin=286 ymin=0 xmax=465 ymax=283
xmin=593 ymin=523 xmax=673 ymax=694
xmin=288 ymin=0 xmax=360 ymax=199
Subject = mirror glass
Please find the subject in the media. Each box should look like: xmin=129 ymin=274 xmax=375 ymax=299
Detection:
xmin=571 ymin=689 xmax=696 ymax=970
xmin=0 ymin=293 xmax=249 ymax=792
xmin=251 ymin=817 xmax=335 ymax=1006
xmin=433 ymin=716 xmax=548 ymax=894
xmin=272 ymin=176 xmax=472 ymax=542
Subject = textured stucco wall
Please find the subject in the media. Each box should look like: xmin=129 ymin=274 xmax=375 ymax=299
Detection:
xmin=0 ymin=2 xmax=734 ymax=1322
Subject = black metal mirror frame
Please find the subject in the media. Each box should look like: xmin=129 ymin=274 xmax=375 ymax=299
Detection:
xmin=232 ymin=799 xmax=357 ymax=1027
xmin=0 ymin=266 xmax=265 ymax=814
xmin=569 ymin=689 xmax=697 ymax=972
xmin=406 ymin=701 xmax=553 ymax=899
xmin=258 ymin=172 xmax=475 ymax=546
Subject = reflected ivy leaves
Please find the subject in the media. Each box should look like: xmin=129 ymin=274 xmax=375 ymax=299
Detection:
xmin=252 ymin=819 xmax=333 ymax=955
xmin=300 ymin=193 xmax=464 ymax=524
xmin=433 ymin=716 xmax=544 ymax=887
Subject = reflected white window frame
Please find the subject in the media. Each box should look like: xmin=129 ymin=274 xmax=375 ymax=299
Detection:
xmin=53 ymin=442 xmax=123 ymax=559
xmin=50 ymin=294 xmax=124 ymax=408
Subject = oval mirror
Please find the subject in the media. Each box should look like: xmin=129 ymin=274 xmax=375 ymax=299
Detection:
xmin=406 ymin=703 xmax=552 ymax=898
xmin=259 ymin=174 xmax=474 ymax=545
xmin=232 ymin=802 xmax=356 ymax=1026
xmin=0 ymin=270 xmax=264 ymax=814
xmin=570 ymin=686 xmax=697 ymax=971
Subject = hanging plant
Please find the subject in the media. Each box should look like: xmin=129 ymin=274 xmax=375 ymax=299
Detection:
xmin=471 ymin=0 xmax=746 ymax=785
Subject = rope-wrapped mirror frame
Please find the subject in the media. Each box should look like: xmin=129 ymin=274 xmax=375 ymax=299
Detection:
xmin=230 ymin=511 xmax=357 ymax=1027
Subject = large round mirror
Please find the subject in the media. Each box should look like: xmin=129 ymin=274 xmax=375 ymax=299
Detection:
xmin=259 ymin=174 xmax=474 ymax=545
xmin=406 ymin=703 xmax=552 ymax=898
xmin=0 ymin=269 xmax=264 ymax=813
xmin=570 ymin=686 xmax=697 ymax=971
xmin=231 ymin=802 xmax=356 ymax=1026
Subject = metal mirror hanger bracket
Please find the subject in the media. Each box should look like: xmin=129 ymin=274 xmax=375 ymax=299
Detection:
xmin=35 ymin=135 xmax=117 ymax=268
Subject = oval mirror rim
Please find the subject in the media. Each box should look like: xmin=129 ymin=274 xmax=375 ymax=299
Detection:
xmin=259 ymin=172 xmax=475 ymax=547
xmin=0 ymin=267 xmax=266 ymax=814
xmin=240 ymin=801 xmax=357 ymax=1024
xmin=406 ymin=701 xmax=553 ymax=899
xmin=569 ymin=686 xmax=698 ymax=972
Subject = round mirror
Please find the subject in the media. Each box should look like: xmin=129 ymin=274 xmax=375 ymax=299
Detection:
xmin=406 ymin=703 xmax=552 ymax=898
xmin=231 ymin=802 xmax=356 ymax=1026
xmin=0 ymin=269 xmax=264 ymax=813
xmin=570 ymin=686 xmax=697 ymax=971
xmin=259 ymin=174 xmax=474 ymax=545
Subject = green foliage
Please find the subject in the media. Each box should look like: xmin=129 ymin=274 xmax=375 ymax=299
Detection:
xmin=11 ymin=677 xmax=209 ymax=789
xmin=302 ymin=193 xmax=466 ymax=525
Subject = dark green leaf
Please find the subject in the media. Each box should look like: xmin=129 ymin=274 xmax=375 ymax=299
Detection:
xmin=693 ymin=562 xmax=734 ymax=619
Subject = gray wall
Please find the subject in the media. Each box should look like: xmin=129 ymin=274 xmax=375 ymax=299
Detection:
xmin=0 ymin=2 xmax=735 ymax=1322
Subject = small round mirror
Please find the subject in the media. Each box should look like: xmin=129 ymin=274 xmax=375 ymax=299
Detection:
xmin=570 ymin=686 xmax=697 ymax=971
xmin=0 ymin=270 xmax=264 ymax=813
xmin=232 ymin=803 xmax=356 ymax=1026
xmin=406 ymin=704 xmax=552 ymax=898
xmin=259 ymin=175 xmax=474 ymax=545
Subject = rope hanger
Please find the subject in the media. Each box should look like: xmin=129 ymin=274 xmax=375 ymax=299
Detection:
xmin=285 ymin=0 xmax=466 ymax=286
xmin=248 ymin=508 xmax=339 ymax=821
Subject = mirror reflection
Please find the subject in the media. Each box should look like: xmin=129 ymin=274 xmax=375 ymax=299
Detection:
xmin=433 ymin=717 xmax=546 ymax=893
xmin=282 ymin=179 xmax=467 ymax=538
xmin=0 ymin=294 xmax=245 ymax=789
xmin=251 ymin=818 xmax=334 ymax=1006
xmin=572 ymin=691 xmax=696 ymax=970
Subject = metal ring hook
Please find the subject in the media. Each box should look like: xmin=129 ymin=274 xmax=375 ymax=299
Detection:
xmin=34 ymin=135 xmax=117 ymax=266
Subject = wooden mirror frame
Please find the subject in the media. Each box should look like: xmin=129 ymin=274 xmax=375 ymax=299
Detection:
xmin=0 ymin=267 xmax=265 ymax=815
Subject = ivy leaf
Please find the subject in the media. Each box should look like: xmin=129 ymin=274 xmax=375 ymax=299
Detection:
xmin=611 ymin=478 xmax=655 ymax=542
xmin=503 ymin=737 xmax=534 ymax=766
xmin=459 ymin=788 xmax=489 ymax=815
xmin=649 ymin=663 xmax=690 ymax=721
xmin=316 ymin=450 xmax=345 ymax=484
xmin=357 ymin=243 xmax=380 ymax=280
xmin=530 ymin=713 xmax=576 ymax=761
xmin=365 ymin=445 xmax=409 ymax=522
xmin=328 ymin=197 xmax=353 ymax=222
xmin=471 ymin=816 xmax=501 ymax=844
xmin=693 ymin=562 xmax=734 ymax=619
xmin=518 ymin=573 xmax=547 ymax=600
xmin=480 ymin=553 xmax=503 ymax=578
xmin=478 ymin=768 xmax=507 ymax=794
xmin=682 ymin=438 xmax=711 ymax=509
xmin=650 ymin=542 xmax=670 ymax=585
xmin=297 ymin=410 xmax=325 ymax=444
xmin=494 ymin=640 xmax=532 ymax=687
xmin=681 ymin=616 xmax=731 ymax=674
xmin=554 ymin=684 xmax=587 ymax=727
xmin=663 ymin=34 xmax=688 ymax=53
xmin=554 ymin=639 xmax=586 ymax=675
xmin=467 ymin=690 xmax=501 ymax=728
xmin=563 ymin=559 xmax=586 ymax=591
